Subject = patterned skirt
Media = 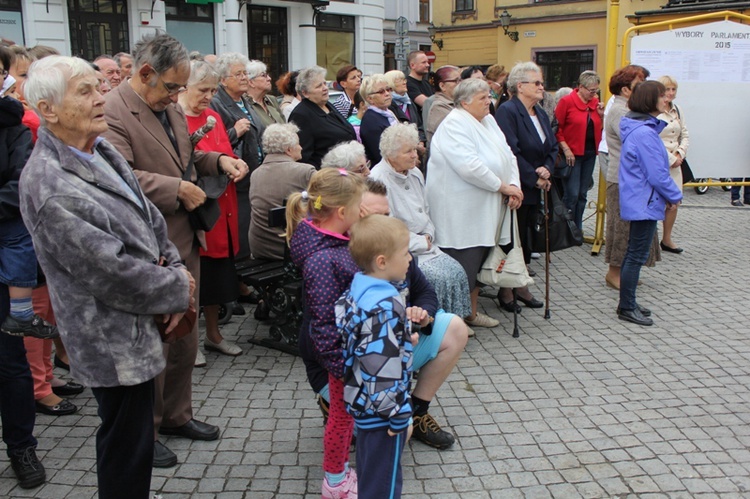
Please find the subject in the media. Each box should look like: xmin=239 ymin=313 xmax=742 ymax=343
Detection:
xmin=605 ymin=182 xmax=661 ymax=267
xmin=418 ymin=253 xmax=472 ymax=318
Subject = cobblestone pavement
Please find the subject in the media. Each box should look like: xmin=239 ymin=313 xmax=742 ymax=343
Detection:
xmin=2 ymin=184 xmax=750 ymax=498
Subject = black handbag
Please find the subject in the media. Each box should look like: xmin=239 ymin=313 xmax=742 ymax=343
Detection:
xmin=553 ymin=151 xmax=572 ymax=180
xmin=183 ymin=153 xmax=228 ymax=232
xmin=680 ymin=158 xmax=695 ymax=184
xmin=531 ymin=179 xmax=583 ymax=253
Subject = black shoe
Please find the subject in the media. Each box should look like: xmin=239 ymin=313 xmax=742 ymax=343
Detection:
xmin=9 ymin=446 xmax=45 ymax=489
xmin=153 ymin=441 xmax=178 ymax=468
xmin=231 ymin=302 xmax=246 ymax=316
xmin=731 ymin=199 xmax=743 ymax=207
xmin=517 ymin=295 xmax=543 ymax=308
xmin=496 ymin=296 xmax=522 ymax=314
xmin=238 ymin=291 xmax=260 ymax=304
xmin=617 ymin=305 xmax=651 ymax=317
xmin=35 ymin=399 xmax=78 ymax=416
xmin=52 ymin=381 xmax=85 ymax=397
xmin=53 ymin=355 xmax=70 ymax=371
xmin=660 ymin=242 xmax=684 ymax=254
xmin=617 ymin=307 xmax=653 ymax=326
xmin=1 ymin=314 xmax=59 ymax=339
xmin=527 ymin=266 xmax=537 ymax=277
xmin=159 ymin=419 xmax=220 ymax=441
xmin=254 ymin=300 xmax=270 ymax=321
xmin=412 ymin=413 xmax=455 ymax=450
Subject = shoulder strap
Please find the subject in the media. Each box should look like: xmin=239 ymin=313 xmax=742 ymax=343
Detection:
xmin=182 ymin=152 xmax=195 ymax=181
xmin=674 ymin=104 xmax=681 ymax=120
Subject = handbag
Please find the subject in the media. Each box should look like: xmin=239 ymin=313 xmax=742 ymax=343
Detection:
xmin=553 ymin=150 xmax=572 ymax=180
xmin=478 ymin=209 xmax=533 ymax=289
xmin=155 ymin=304 xmax=197 ymax=344
xmin=183 ymin=153 xmax=228 ymax=232
xmin=531 ymin=179 xmax=583 ymax=253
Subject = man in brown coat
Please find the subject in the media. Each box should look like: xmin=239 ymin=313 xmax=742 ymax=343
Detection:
xmin=103 ymin=33 xmax=248 ymax=468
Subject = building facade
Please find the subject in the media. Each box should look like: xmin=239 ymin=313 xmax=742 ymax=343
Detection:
xmin=382 ymin=0 xmax=432 ymax=72
xmin=0 ymin=0 xmax=385 ymax=79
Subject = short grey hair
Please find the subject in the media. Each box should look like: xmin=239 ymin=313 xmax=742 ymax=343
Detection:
xmin=247 ymin=60 xmax=267 ymax=80
xmin=26 ymin=56 xmax=95 ymax=125
xmin=453 ymin=78 xmax=490 ymax=107
xmin=554 ymin=87 xmax=573 ymax=108
xmin=113 ymin=52 xmax=132 ymax=65
xmin=188 ymin=60 xmax=219 ymax=86
xmin=360 ymin=74 xmax=389 ymax=101
xmin=578 ymin=70 xmax=600 ymax=88
xmin=321 ymin=141 xmax=366 ymax=171
xmin=380 ymin=123 xmax=419 ymax=160
xmin=507 ymin=61 xmax=542 ymax=97
xmin=296 ymin=66 xmax=327 ymax=95
xmin=215 ymin=52 xmax=250 ymax=79
xmin=132 ymin=33 xmax=189 ymax=74
xmin=383 ymin=70 xmax=406 ymax=91
xmin=262 ymin=123 xmax=300 ymax=155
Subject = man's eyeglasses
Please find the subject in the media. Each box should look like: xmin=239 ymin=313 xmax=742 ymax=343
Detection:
xmin=369 ymin=87 xmax=393 ymax=96
xmin=156 ymin=71 xmax=186 ymax=96
xmin=521 ymin=80 xmax=545 ymax=87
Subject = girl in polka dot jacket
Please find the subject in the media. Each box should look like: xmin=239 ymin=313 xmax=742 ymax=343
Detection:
xmin=287 ymin=168 xmax=365 ymax=498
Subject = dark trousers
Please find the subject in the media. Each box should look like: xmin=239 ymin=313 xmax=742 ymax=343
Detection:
xmin=517 ymin=203 xmax=535 ymax=265
xmin=563 ymin=151 xmax=597 ymax=230
xmin=356 ymin=425 xmax=406 ymax=499
xmin=619 ymin=220 xmax=657 ymax=311
xmin=92 ymin=380 xmax=155 ymax=499
xmin=0 ymin=284 xmax=37 ymax=457
xmin=730 ymin=178 xmax=750 ymax=202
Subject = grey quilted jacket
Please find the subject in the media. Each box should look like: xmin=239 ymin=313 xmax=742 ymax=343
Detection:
xmin=19 ymin=127 xmax=190 ymax=387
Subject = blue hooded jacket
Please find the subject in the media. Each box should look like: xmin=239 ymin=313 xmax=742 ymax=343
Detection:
xmin=619 ymin=112 xmax=683 ymax=221
xmin=336 ymin=273 xmax=413 ymax=433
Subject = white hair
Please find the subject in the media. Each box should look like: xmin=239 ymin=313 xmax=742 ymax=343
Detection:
xmin=296 ymin=66 xmax=327 ymax=95
xmin=321 ymin=141 xmax=366 ymax=171
xmin=262 ymin=123 xmax=300 ymax=155
xmin=215 ymin=52 xmax=250 ymax=79
xmin=379 ymin=123 xmax=419 ymax=160
xmin=188 ymin=60 xmax=219 ymax=86
xmin=383 ymin=70 xmax=406 ymax=91
xmin=359 ymin=74 xmax=389 ymax=101
xmin=246 ymin=60 xmax=267 ymax=80
xmin=25 ymin=56 xmax=95 ymax=125
xmin=507 ymin=61 xmax=542 ymax=97
xmin=453 ymin=78 xmax=490 ymax=107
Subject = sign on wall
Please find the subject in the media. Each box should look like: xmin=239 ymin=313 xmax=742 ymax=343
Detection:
xmin=0 ymin=11 xmax=25 ymax=45
xmin=631 ymin=20 xmax=750 ymax=178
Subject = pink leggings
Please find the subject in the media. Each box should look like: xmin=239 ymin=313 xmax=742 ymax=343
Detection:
xmin=323 ymin=374 xmax=354 ymax=474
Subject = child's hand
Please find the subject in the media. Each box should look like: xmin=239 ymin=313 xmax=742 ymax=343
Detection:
xmin=410 ymin=333 xmax=419 ymax=346
xmin=387 ymin=424 xmax=414 ymax=440
xmin=405 ymin=306 xmax=429 ymax=326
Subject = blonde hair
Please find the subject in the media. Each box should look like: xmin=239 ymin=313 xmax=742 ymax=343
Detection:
xmin=349 ymin=215 xmax=409 ymax=272
xmin=657 ymin=75 xmax=678 ymax=89
xmin=285 ymin=168 xmax=366 ymax=242
xmin=383 ymin=70 xmax=406 ymax=90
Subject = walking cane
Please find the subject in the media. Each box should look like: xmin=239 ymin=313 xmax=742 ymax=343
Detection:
xmin=511 ymin=212 xmax=520 ymax=338
xmin=543 ymin=188 xmax=551 ymax=319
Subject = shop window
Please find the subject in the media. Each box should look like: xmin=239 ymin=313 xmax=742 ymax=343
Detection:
xmin=534 ymin=49 xmax=594 ymax=91
xmin=165 ymin=0 xmax=215 ymax=55
xmin=316 ymin=13 xmax=355 ymax=81
xmin=68 ymin=0 xmax=128 ymax=61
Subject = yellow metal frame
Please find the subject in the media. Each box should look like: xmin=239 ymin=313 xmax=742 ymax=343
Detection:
xmin=588 ymin=8 xmax=750 ymax=253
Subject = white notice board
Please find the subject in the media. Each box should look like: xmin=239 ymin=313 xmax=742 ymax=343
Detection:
xmin=631 ymin=20 xmax=750 ymax=178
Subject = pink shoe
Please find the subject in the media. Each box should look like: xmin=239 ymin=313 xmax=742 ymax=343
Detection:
xmin=321 ymin=469 xmax=358 ymax=499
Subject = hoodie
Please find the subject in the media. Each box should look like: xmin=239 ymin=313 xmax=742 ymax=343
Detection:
xmin=290 ymin=219 xmax=360 ymax=379
xmin=336 ymin=272 xmax=413 ymax=433
xmin=619 ymin=112 xmax=683 ymax=222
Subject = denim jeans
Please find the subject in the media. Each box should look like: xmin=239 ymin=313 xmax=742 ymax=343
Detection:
xmin=730 ymin=178 xmax=750 ymax=202
xmin=0 ymin=284 xmax=38 ymax=456
xmin=619 ymin=220 xmax=657 ymax=311
xmin=563 ymin=151 xmax=597 ymax=231
xmin=0 ymin=217 xmax=38 ymax=288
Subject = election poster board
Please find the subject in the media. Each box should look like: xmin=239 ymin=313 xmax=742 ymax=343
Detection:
xmin=631 ymin=20 xmax=750 ymax=178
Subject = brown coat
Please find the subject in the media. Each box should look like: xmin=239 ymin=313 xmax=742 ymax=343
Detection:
xmin=102 ymin=82 xmax=222 ymax=258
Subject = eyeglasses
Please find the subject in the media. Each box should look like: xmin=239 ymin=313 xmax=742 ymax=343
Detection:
xmin=252 ymin=72 xmax=270 ymax=79
xmin=521 ymin=80 xmax=545 ymax=87
xmin=583 ymin=86 xmax=599 ymax=93
xmin=156 ymin=71 xmax=187 ymax=96
xmin=354 ymin=160 xmax=371 ymax=174
xmin=369 ymin=87 xmax=393 ymax=96
xmin=228 ymin=71 xmax=250 ymax=80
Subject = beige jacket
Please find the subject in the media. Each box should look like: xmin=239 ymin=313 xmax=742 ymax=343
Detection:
xmin=658 ymin=104 xmax=689 ymax=167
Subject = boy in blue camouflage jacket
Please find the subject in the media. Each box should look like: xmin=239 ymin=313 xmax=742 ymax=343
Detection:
xmin=336 ymin=214 xmax=431 ymax=499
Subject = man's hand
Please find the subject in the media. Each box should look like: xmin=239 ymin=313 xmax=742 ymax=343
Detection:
xmin=233 ymin=118 xmax=251 ymax=137
xmin=219 ymin=156 xmax=249 ymax=183
xmin=177 ymin=181 xmax=206 ymax=211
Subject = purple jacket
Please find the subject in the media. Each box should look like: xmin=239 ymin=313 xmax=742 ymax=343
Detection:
xmin=290 ymin=219 xmax=360 ymax=379
xmin=619 ymin=113 xmax=683 ymax=221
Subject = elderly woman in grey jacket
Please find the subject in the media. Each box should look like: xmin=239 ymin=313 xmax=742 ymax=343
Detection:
xmin=21 ymin=55 xmax=193 ymax=497
xmin=369 ymin=123 xmax=472 ymax=325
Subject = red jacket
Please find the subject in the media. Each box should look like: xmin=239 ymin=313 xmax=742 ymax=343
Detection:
xmin=554 ymin=89 xmax=602 ymax=156
xmin=186 ymin=109 xmax=240 ymax=259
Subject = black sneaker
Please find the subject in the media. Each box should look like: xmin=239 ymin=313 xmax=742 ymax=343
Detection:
xmin=412 ymin=413 xmax=455 ymax=450
xmin=9 ymin=446 xmax=46 ymax=489
xmin=1 ymin=314 xmax=59 ymax=339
